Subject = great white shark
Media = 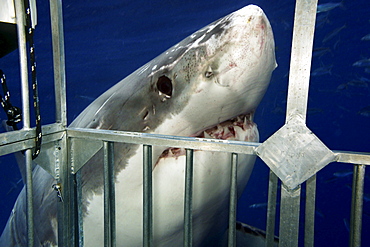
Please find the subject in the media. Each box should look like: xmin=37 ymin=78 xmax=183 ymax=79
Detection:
xmin=0 ymin=5 xmax=276 ymax=246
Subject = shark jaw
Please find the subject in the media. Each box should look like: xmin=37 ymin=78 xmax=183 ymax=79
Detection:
xmin=159 ymin=114 xmax=258 ymax=160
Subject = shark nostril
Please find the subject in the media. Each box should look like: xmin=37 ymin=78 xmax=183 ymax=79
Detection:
xmin=205 ymin=66 xmax=214 ymax=78
xmin=205 ymin=71 xmax=213 ymax=78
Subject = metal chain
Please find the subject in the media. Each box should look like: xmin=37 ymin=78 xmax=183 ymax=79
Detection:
xmin=25 ymin=2 xmax=42 ymax=160
xmin=0 ymin=70 xmax=22 ymax=129
xmin=0 ymin=0 xmax=42 ymax=159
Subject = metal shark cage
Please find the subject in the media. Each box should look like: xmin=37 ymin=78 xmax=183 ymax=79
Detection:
xmin=0 ymin=0 xmax=369 ymax=246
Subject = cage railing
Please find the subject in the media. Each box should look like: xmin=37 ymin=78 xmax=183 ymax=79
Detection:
xmin=66 ymin=127 xmax=259 ymax=247
xmin=0 ymin=0 xmax=369 ymax=246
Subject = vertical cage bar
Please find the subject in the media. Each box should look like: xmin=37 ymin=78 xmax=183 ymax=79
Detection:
xmin=14 ymin=0 xmax=38 ymax=236
xmin=143 ymin=145 xmax=153 ymax=247
xmin=14 ymin=0 xmax=30 ymax=129
xmin=56 ymin=135 xmax=74 ymax=246
xmin=304 ymin=174 xmax=316 ymax=247
xmin=75 ymin=169 xmax=84 ymax=246
xmin=349 ymin=164 xmax=365 ymax=247
xmin=69 ymin=138 xmax=82 ymax=247
xmin=103 ymin=141 xmax=116 ymax=247
xmin=49 ymin=0 xmax=67 ymax=126
xmin=24 ymin=149 xmax=34 ymax=246
xmin=285 ymin=0 xmax=318 ymax=122
xmin=49 ymin=1 xmax=72 ymax=243
xmin=266 ymin=170 xmax=278 ymax=247
xmin=70 ymin=168 xmax=77 ymax=247
xmin=227 ymin=153 xmax=238 ymax=247
xmin=184 ymin=149 xmax=194 ymax=247
xmin=279 ymin=184 xmax=301 ymax=247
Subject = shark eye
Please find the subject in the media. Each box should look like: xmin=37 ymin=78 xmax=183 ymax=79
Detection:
xmin=157 ymin=76 xmax=172 ymax=97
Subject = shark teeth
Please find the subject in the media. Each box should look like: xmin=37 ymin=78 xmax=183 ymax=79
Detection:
xmin=160 ymin=114 xmax=257 ymax=159
xmin=198 ymin=114 xmax=256 ymax=141
xmin=203 ymin=131 xmax=212 ymax=139
xmin=244 ymin=115 xmax=248 ymax=127
xmin=234 ymin=125 xmax=246 ymax=140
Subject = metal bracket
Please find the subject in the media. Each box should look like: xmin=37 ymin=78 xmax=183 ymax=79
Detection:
xmin=256 ymin=116 xmax=335 ymax=189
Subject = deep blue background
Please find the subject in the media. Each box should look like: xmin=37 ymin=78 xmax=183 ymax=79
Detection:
xmin=0 ymin=0 xmax=369 ymax=246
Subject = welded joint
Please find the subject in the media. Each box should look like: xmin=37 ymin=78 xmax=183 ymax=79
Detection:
xmin=255 ymin=117 xmax=336 ymax=190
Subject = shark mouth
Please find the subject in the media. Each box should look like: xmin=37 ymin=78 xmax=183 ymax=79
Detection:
xmin=159 ymin=113 xmax=258 ymax=159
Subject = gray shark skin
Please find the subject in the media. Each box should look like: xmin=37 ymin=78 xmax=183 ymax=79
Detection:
xmin=0 ymin=5 xmax=276 ymax=246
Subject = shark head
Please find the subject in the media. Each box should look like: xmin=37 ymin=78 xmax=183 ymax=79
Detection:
xmin=0 ymin=5 xmax=277 ymax=247
xmin=71 ymin=5 xmax=276 ymax=141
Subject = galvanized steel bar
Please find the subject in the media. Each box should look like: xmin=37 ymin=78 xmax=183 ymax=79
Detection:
xmin=76 ymin=170 xmax=84 ymax=246
xmin=280 ymin=0 xmax=318 ymax=244
xmin=46 ymin=1 xmax=70 ymax=244
xmin=285 ymin=0 xmax=318 ymax=122
xmin=24 ymin=149 xmax=34 ymax=247
xmin=0 ymin=123 xmax=64 ymax=157
xmin=69 ymin=138 xmax=82 ymax=246
xmin=304 ymin=174 xmax=316 ymax=247
xmin=103 ymin=141 xmax=116 ymax=247
xmin=266 ymin=170 xmax=278 ymax=247
xmin=58 ymin=134 xmax=74 ymax=246
xmin=64 ymin=129 xmax=370 ymax=166
xmin=143 ymin=145 xmax=153 ymax=247
xmin=14 ymin=0 xmax=31 ymax=129
xmin=227 ymin=153 xmax=238 ymax=247
xmin=14 ymin=0 xmax=34 ymax=244
xmin=349 ymin=164 xmax=365 ymax=247
xmin=279 ymin=184 xmax=301 ymax=247
xmin=334 ymin=151 xmax=370 ymax=165
xmin=69 ymin=168 xmax=79 ymax=247
xmin=67 ymin=128 xmax=258 ymax=155
xmin=50 ymin=0 xmax=67 ymax=126
xmin=184 ymin=149 xmax=194 ymax=247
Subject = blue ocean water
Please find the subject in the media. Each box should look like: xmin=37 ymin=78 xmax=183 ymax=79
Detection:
xmin=0 ymin=0 xmax=369 ymax=246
